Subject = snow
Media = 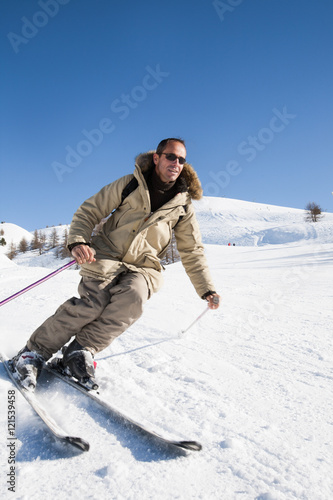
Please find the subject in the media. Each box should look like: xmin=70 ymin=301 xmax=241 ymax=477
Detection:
xmin=0 ymin=223 xmax=34 ymax=247
xmin=0 ymin=197 xmax=332 ymax=500
xmin=193 ymin=197 xmax=333 ymax=246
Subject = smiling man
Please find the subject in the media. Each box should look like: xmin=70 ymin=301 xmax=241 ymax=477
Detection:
xmin=12 ymin=138 xmax=220 ymax=390
xmin=154 ymin=139 xmax=186 ymax=182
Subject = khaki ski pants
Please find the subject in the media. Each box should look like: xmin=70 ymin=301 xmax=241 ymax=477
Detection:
xmin=28 ymin=271 xmax=149 ymax=360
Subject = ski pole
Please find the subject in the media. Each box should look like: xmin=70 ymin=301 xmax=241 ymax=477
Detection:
xmin=178 ymin=305 xmax=210 ymax=338
xmin=0 ymin=259 xmax=76 ymax=307
xmin=178 ymin=296 xmax=219 ymax=338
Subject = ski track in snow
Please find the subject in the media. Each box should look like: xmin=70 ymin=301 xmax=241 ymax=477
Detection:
xmin=0 ymin=199 xmax=332 ymax=499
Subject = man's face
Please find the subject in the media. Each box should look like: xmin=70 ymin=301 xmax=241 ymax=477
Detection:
xmin=153 ymin=141 xmax=186 ymax=183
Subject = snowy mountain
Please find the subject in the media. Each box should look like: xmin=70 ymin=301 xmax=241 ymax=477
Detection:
xmin=0 ymin=197 xmax=332 ymax=500
xmin=194 ymin=197 xmax=333 ymax=246
xmin=0 ymin=223 xmax=70 ymax=269
xmin=0 ymin=222 xmax=34 ymax=248
xmin=0 ymin=223 xmax=69 ymax=251
xmin=1 ymin=197 xmax=332 ymax=259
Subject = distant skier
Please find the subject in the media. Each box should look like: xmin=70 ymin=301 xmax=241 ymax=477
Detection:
xmin=12 ymin=138 xmax=220 ymax=389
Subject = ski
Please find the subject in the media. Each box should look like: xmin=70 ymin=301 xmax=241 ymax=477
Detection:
xmin=45 ymin=360 xmax=202 ymax=453
xmin=0 ymin=352 xmax=89 ymax=453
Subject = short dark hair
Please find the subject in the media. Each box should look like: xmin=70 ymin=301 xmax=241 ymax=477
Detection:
xmin=156 ymin=138 xmax=186 ymax=156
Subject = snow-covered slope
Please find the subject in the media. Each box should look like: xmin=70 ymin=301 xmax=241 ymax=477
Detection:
xmin=0 ymin=223 xmax=71 ymax=268
xmin=2 ymin=197 xmax=332 ymax=258
xmin=194 ymin=197 xmax=333 ymax=246
xmin=0 ymin=223 xmax=69 ymax=252
xmin=0 ymin=197 xmax=332 ymax=500
xmin=0 ymin=253 xmax=16 ymax=270
xmin=0 ymin=223 xmax=34 ymax=248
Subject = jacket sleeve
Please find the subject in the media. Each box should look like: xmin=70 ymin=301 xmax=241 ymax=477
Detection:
xmin=173 ymin=203 xmax=216 ymax=298
xmin=68 ymin=175 xmax=133 ymax=246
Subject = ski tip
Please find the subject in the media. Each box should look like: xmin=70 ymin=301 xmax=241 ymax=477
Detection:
xmin=66 ymin=436 xmax=90 ymax=452
xmin=178 ymin=441 xmax=202 ymax=451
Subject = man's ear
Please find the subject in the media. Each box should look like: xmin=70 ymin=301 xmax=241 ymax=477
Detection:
xmin=153 ymin=153 xmax=159 ymax=165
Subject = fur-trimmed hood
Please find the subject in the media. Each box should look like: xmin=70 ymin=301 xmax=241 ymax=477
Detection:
xmin=135 ymin=151 xmax=203 ymax=200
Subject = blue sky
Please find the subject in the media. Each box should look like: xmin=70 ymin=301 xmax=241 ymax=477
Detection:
xmin=1 ymin=0 xmax=332 ymax=230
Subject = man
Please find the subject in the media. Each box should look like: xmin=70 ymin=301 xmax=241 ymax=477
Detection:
xmin=12 ymin=138 xmax=220 ymax=390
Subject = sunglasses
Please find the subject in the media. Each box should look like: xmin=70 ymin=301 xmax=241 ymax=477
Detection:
xmin=160 ymin=153 xmax=186 ymax=165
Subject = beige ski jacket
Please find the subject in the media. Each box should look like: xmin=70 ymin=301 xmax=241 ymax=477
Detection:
xmin=68 ymin=151 xmax=215 ymax=297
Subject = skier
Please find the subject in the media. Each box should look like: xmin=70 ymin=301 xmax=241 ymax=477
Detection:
xmin=12 ymin=138 xmax=220 ymax=390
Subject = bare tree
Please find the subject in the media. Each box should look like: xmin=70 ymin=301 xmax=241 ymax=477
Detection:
xmin=56 ymin=228 xmax=70 ymax=259
xmin=18 ymin=237 xmax=29 ymax=253
xmin=49 ymin=227 xmax=59 ymax=249
xmin=39 ymin=231 xmax=47 ymax=253
xmin=305 ymin=202 xmax=323 ymax=222
xmin=6 ymin=242 xmax=17 ymax=260
xmin=31 ymin=229 xmax=39 ymax=249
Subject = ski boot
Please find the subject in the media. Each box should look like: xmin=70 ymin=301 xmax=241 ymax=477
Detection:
xmin=61 ymin=339 xmax=98 ymax=390
xmin=10 ymin=346 xmax=44 ymax=391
